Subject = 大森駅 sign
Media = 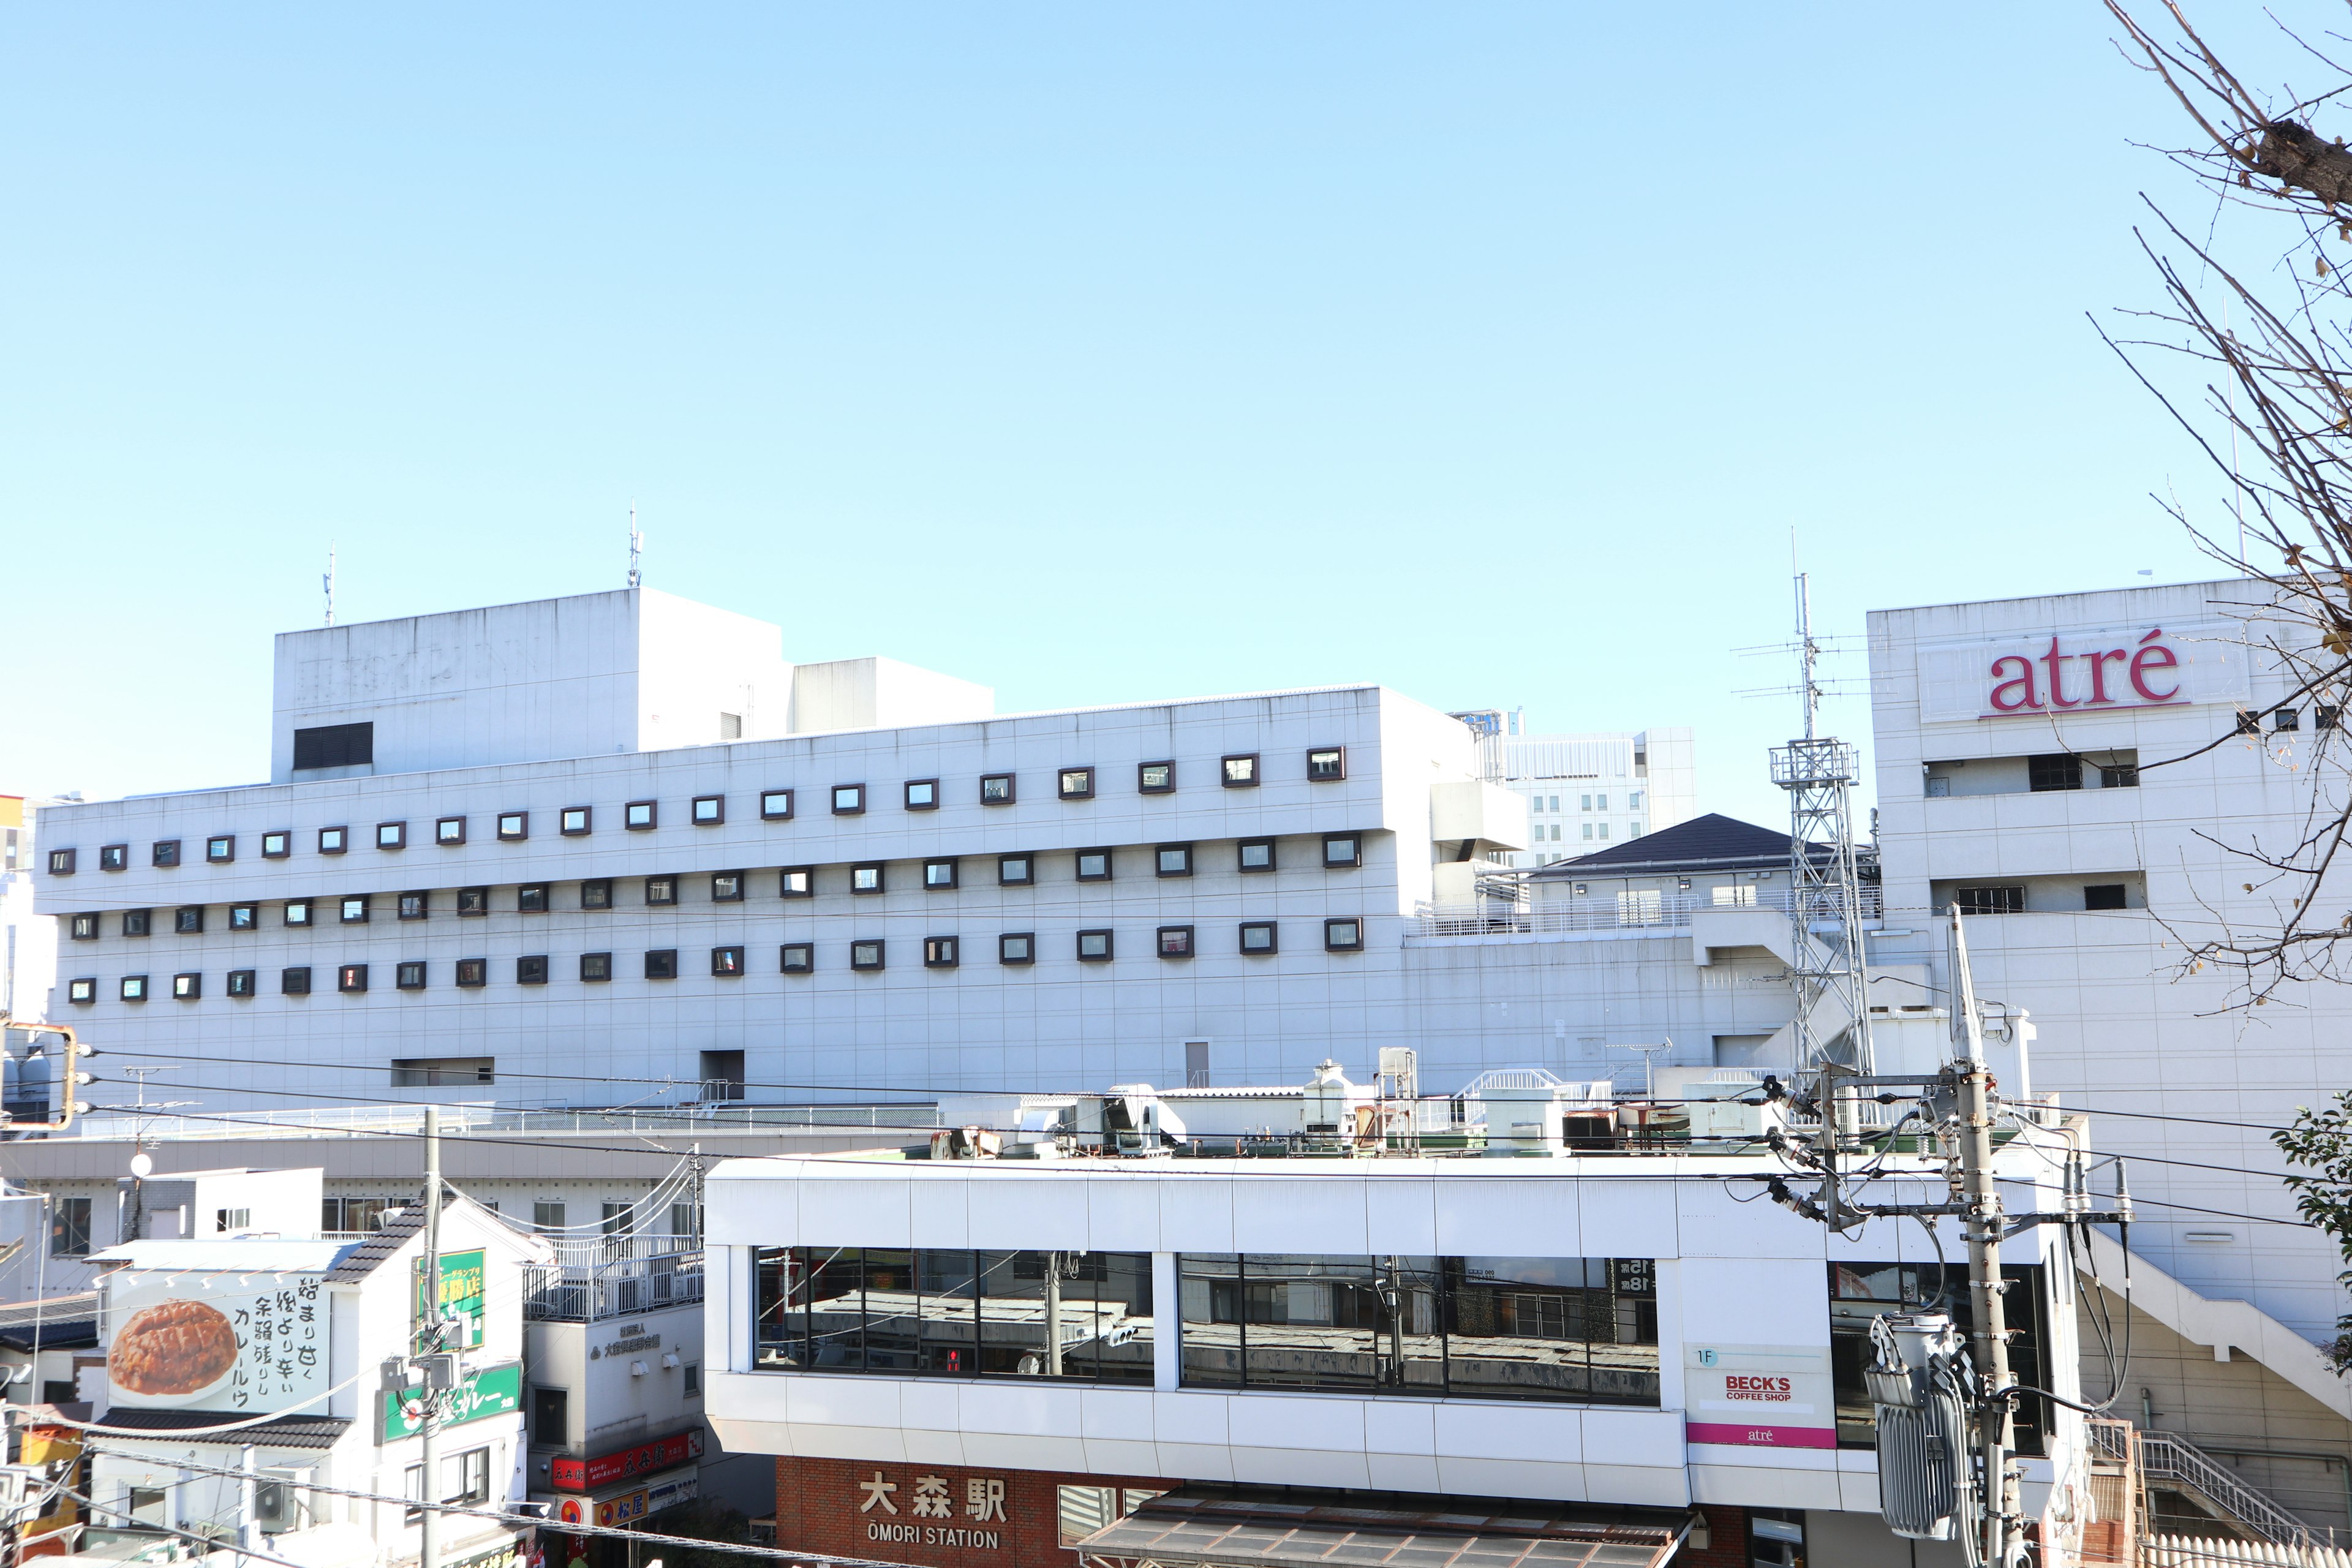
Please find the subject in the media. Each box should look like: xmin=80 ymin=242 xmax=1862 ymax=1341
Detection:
xmin=107 ymin=1272 xmax=329 ymax=1413
xmin=1683 ymin=1343 xmax=1834 ymax=1450
xmin=550 ymin=1428 xmax=703 ymax=1491
xmin=1915 ymin=624 xmax=2248 ymax=725
xmin=382 ymin=1360 xmax=522 ymax=1441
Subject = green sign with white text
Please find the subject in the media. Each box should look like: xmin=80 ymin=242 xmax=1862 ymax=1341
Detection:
xmin=413 ymin=1248 xmax=487 ymax=1349
xmin=381 ymin=1360 xmax=521 ymax=1442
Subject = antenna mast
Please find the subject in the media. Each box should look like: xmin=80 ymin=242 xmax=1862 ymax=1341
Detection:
xmin=1770 ymin=569 xmax=1874 ymax=1140
xmin=627 ymin=505 xmax=643 ymax=589
xmin=323 ymin=545 xmax=337 ymax=627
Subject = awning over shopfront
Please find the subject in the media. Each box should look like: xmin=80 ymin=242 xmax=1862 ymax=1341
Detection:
xmin=1072 ymin=1488 xmax=1693 ymax=1568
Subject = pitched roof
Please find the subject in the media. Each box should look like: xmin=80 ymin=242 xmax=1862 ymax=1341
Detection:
xmin=99 ymin=1411 xmax=352 ymax=1449
xmin=323 ymin=1203 xmax=424 ymax=1282
xmin=1528 ymin=813 xmax=1805 ymax=878
xmin=0 ymin=1318 xmax=96 ymax=1352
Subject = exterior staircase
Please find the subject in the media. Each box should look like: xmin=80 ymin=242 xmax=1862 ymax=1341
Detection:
xmin=2087 ymin=1419 xmax=2331 ymax=1562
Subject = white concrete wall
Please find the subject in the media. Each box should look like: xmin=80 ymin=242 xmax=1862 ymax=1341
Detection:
xmin=636 ymin=589 xmax=796 ymax=750
xmin=1498 ymin=729 xmax=1695 ymax=869
xmin=790 ymin=657 xmax=994 ymax=735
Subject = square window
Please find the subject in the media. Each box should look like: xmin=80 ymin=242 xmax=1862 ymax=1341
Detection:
xmin=262 ymin=831 xmax=290 ymax=859
xmin=924 ymin=858 xmax=959 ymax=890
xmin=455 ymin=959 xmax=488 ymax=988
xmin=341 ymin=895 xmax=370 ymax=924
xmin=850 ymin=939 xmax=885 ymax=971
xmin=518 ymin=884 xmax=549 ymax=913
xmin=175 ymin=907 xmax=203 ymax=934
xmin=710 ymin=946 xmax=745 ymax=977
xmin=318 ymin=826 xmax=348 ymax=854
xmin=761 ymin=789 xmax=794 ymax=821
xmin=122 ymin=910 xmax=151 ymax=938
xmin=67 ymin=978 xmax=96 ymax=1005
xmin=396 ymin=961 xmax=428 ymax=990
xmin=832 ymin=784 xmax=866 ymax=816
xmin=2084 ymin=883 xmax=2129 ymax=911
xmin=2275 ymin=707 xmax=2302 ymax=732
xmin=151 ymin=840 xmax=181 ymax=869
xmin=580 ymin=878 xmax=612 ymax=910
xmin=1076 ymin=929 xmax=1114 ymax=962
xmin=712 ymin=872 xmax=745 ymax=902
xmin=2322 ymin=705 xmax=2343 ymax=731
xmin=998 ymin=932 xmax=1035 ymax=965
xmin=779 ymin=866 xmax=815 ymax=899
xmin=1157 ymin=925 xmax=1194 ymax=959
xmin=981 ymin=774 xmax=1015 ymax=805
xmin=1221 ymin=753 xmax=1259 ymax=788
xmin=226 ymin=969 xmax=255 ymax=998
xmin=579 ymin=952 xmax=612 ymax=982
xmin=205 ymin=835 xmax=235 ymax=864
xmin=518 ymin=955 xmax=550 ymax=985
xmin=905 ymin=779 xmax=938 ymax=811
xmin=1058 ymin=767 xmax=1095 ymax=801
xmin=375 ymin=822 xmax=405 ymax=850
xmin=172 ymin=972 xmax=201 ymax=1000
xmin=851 ymin=864 xmax=884 ymax=894
xmin=646 ymin=876 xmax=678 ymax=907
xmin=626 ymin=801 xmax=658 ymax=831
xmin=1238 ymin=839 xmax=1275 ymax=872
xmin=229 ymin=903 xmax=257 ymax=930
xmin=497 ymin=812 xmax=528 ymax=841
xmin=1075 ymin=849 xmax=1112 ymax=881
xmin=692 ymin=795 xmax=725 ymax=826
xmin=998 ymin=854 xmax=1033 ymax=886
xmin=1240 ymin=921 xmax=1277 ymax=955
xmin=780 ymin=942 xmax=815 ymax=974
xmin=121 ymin=975 xmax=148 ymax=1002
xmin=1324 ymin=918 xmax=1363 ymax=952
xmin=284 ymin=900 xmax=312 ymax=927
xmin=436 ymin=816 xmax=466 ymax=846
xmin=70 ymin=913 xmax=98 ymax=941
xmin=1156 ymin=844 xmax=1193 ymax=878
xmin=337 ymin=963 xmax=368 ymax=993
xmin=644 ymin=949 xmax=679 ymax=980
xmin=1139 ymin=761 xmax=1175 ymax=794
xmin=457 ymin=886 xmax=489 ymax=916
xmin=923 ymin=935 xmax=960 ymax=968
xmin=1306 ymin=747 xmax=1346 ymax=782
xmin=52 ymin=848 xmax=80 ymax=875
xmin=560 ymin=807 xmax=592 ymax=836
xmin=1322 ymin=835 xmax=1362 ymax=869
xmin=99 ymin=845 xmax=128 ymax=872
xmin=281 ymin=966 xmax=312 ymax=995
xmin=399 ymin=891 xmax=430 ymax=921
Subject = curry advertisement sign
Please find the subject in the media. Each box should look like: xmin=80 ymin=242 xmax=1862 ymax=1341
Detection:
xmin=382 ymin=1360 xmax=522 ymax=1441
xmin=415 ymin=1248 xmax=488 ymax=1349
xmin=107 ymin=1271 xmax=329 ymax=1412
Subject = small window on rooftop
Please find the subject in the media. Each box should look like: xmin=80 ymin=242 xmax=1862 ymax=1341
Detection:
xmin=1306 ymin=747 xmax=1346 ymax=782
xmin=693 ymin=796 xmax=725 ymax=826
xmin=625 ymin=801 xmax=658 ymax=831
xmin=761 ymin=790 xmax=794 ymax=821
xmin=497 ymin=812 xmax=528 ymax=842
xmin=1221 ymin=754 xmax=1259 ymax=788
xmin=905 ymin=780 xmax=938 ymax=811
xmin=1138 ymin=761 xmax=1174 ymax=795
xmin=981 ymin=774 xmax=1015 ymax=805
xmin=292 ymin=721 xmax=373 ymax=771
xmin=436 ymin=816 xmax=466 ymax=846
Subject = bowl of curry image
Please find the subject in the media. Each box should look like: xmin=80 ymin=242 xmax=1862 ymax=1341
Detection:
xmin=112 ymin=1300 xmax=241 ymax=1401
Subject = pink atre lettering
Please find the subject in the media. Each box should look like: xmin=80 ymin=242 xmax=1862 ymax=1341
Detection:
xmin=1984 ymin=628 xmax=2185 ymax=716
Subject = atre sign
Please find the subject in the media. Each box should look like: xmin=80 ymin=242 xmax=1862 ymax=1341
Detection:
xmin=1915 ymin=624 xmax=2248 ymax=725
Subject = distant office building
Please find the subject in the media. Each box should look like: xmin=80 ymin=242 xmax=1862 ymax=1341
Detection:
xmin=1472 ymin=726 xmax=1697 ymax=869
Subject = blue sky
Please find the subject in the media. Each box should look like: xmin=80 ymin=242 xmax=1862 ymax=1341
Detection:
xmin=0 ymin=5 xmax=2265 ymax=823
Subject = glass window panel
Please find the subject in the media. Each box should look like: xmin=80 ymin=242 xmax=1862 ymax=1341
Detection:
xmin=1177 ymin=1254 xmax=1244 ymax=1389
xmin=858 ymin=1248 xmax=919 ymax=1371
xmin=917 ymin=1250 xmax=979 ymax=1375
xmin=1237 ymin=1254 xmax=1386 ymax=1392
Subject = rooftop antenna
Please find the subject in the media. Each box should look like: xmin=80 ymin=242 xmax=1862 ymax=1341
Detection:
xmin=627 ymin=505 xmax=643 ymax=589
xmin=322 ymin=545 xmax=337 ymax=627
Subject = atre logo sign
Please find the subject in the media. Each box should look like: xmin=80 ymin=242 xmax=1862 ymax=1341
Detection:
xmin=1915 ymin=622 xmax=2248 ymax=725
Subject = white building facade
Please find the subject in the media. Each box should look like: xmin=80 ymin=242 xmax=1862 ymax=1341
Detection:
xmin=1483 ymin=731 xmax=1698 ymax=870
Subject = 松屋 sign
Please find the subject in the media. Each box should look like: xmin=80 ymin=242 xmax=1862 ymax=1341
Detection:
xmin=1915 ymin=624 xmax=2248 ymax=725
xmin=1683 ymin=1343 xmax=1834 ymax=1449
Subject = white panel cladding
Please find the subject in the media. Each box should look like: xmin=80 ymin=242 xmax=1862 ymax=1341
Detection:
xmin=1155 ymin=1176 xmax=1237 ymax=1254
xmin=1433 ymin=1175 xmax=1580 ymax=1258
xmin=1232 ymin=1177 xmax=1368 ymax=1254
xmin=1676 ymin=1257 xmax=1830 ymax=1349
xmin=794 ymin=1177 xmax=913 ymax=1247
xmin=1578 ymin=1177 xmax=1678 ymax=1260
xmin=1365 ymin=1176 xmax=1439 ymax=1256
xmin=1084 ymin=1173 xmax=1160 ymax=1247
xmin=962 ymin=1171 xmax=1090 ymax=1250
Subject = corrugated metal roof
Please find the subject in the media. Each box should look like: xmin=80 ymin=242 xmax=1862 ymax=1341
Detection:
xmin=1074 ymin=1488 xmax=1690 ymax=1568
xmin=98 ymin=1411 xmax=352 ymax=1449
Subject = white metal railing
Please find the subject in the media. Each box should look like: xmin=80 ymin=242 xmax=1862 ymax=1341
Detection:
xmin=2138 ymin=1430 xmax=2320 ymax=1548
xmin=524 ymin=1247 xmax=704 ymax=1322
xmin=1411 ymin=886 xmax=1885 ymax=937
xmin=70 ymin=1101 xmax=941 ymax=1142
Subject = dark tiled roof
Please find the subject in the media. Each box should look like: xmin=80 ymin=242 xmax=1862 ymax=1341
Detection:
xmin=323 ymin=1202 xmax=424 ymax=1282
xmin=98 ymin=1411 xmax=352 ymax=1449
xmin=1529 ymin=812 xmax=1809 ymax=878
xmin=0 ymin=1319 xmax=97 ymax=1352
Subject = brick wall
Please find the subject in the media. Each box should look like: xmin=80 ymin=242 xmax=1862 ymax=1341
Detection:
xmin=774 ymin=1455 xmax=1749 ymax=1568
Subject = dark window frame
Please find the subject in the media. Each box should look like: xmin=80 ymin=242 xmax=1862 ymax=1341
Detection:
xmin=1157 ymin=925 xmax=1195 ymax=959
xmin=51 ymin=849 xmax=78 ymax=876
xmin=122 ymin=909 xmax=151 ymax=938
xmin=998 ymin=932 xmax=1036 ymax=967
xmin=228 ymin=903 xmax=258 ymax=931
xmin=517 ymin=955 xmax=550 ymax=986
xmin=99 ymin=845 xmax=129 ymax=872
xmin=560 ymin=807 xmax=592 ymax=837
xmin=1220 ymin=753 xmax=1261 ymax=789
xmin=375 ymin=821 xmax=407 ymax=851
xmin=205 ymin=835 xmax=235 ymax=864
xmin=1240 ymin=921 xmax=1278 ymax=956
xmin=711 ymin=946 xmax=746 ymax=978
xmin=851 ymin=862 xmax=886 ymax=895
xmin=1058 ymin=767 xmax=1096 ymax=801
xmin=396 ymin=961 xmax=428 ymax=992
xmin=1138 ymin=761 xmax=1175 ymax=795
xmin=120 ymin=974 xmax=148 ymax=1002
xmin=712 ymin=871 xmax=746 ymax=903
xmin=152 ymin=840 xmax=181 ymax=868
xmin=497 ymin=812 xmax=529 ymax=842
xmin=399 ymin=891 xmax=431 ymax=921
xmin=761 ymin=789 xmax=794 ymax=821
xmin=1306 ymin=747 xmax=1346 ymax=782
xmin=998 ymin=854 xmax=1034 ymax=887
xmin=1076 ymin=929 xmax=1114 ymax=962
xmin=579 ymin=952 xmax=612 ymax=982
xmin=1238 ymin=839 xmax=1276 ymax=873
xmin=518 ymin=884 xmax=550 ymax=913
xmin=339 ymin=894 xmax=371 ymax=925
xmin=227 ymin=969 xmax=256 ymax=998
xmin=780 ymin=867 xmax=815 ymax=899
xmin=69 ymin=913 xmax=98 ymax=941
xmin=580 ymin=878 xmax=612 ymax=910
xmin=645 ymin=875 xmax=679 ymax=908
xmin=173 ymin=907 xmax=204 ymax=935
xmin=67 ymin=978 xmax=96 ymax=1005
xmin=2084 ymin=884 xmax=2128 ymax=911
xmin=905 ymin=779 xmax=940 ymax=812
xmin=1954 ymin=885 xmax=2026 ymax=915
xmin=337 ymin=963 xmax=369 ymax=994
xmin=980 ymin=774 xmax=1016 ymax=805
xmin=282 ymin=967 xmax=312 ymax=996
xmin=692 ymin=795 xmax=726 ymax=827
xmin=1155 ymin=844 xmax=1194 ymax=878
xmin=924 ymin=936 xmax=960 ymax=969
xmin=850 ymin=939 xmax=886 ymax=972
xmin=644 ymin=949 xmax=679 ymax=980
xmin=780 ymin=943 xmax=815 ymax=974
xmin=924 ymin=858 xmax=960 ymax=891
xmin=436 ymin=816 xmax=467 ymax=846
xmin=1323 ymin=834 xmax=1363 ymax=869
xmin=318 ymin=826 xmax=349 ymax=855
xmin=457 ymin=886 xmax=489 ymax=917
xmin=625 ymin=800 xmax=659 ymax=832
xmin=455 ymin=959 xmax=488 ymax=989
xmin=261 ymin=831 xmax=291 ymax=859
xmin=2026 ymin=754 xmax=2084 ymax=793
xmin=1324 ymin=918 xmax=1364 ymax=952
xmin=283 ymin=900 xmax=312 ymax=928
xmin=172 ymin=972 xmax=202 ymax=1001
xmin=291 ymin=721 xmax=374 ymax=771
xmin=832 ymin=784 xmax=867 ymax=816
xmin=1075 ymin=848 xmax=1113 ymax=883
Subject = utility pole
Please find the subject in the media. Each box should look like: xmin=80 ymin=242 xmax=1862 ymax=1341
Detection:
xmin=1949 ymin=914 xmax=2021 ymax=1568
xmin=1043 ymin=1253 xmax=1063 ymax=1378
xmin=238 ymin=1442 xmax=260 ymax=1567
xmin=420 ymin=1107 xmax=442 ymax=1568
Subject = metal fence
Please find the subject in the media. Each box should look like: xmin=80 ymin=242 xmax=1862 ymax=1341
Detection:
xmin=73 ymin=1101 xmax=941 ymax=1142
xmin=1412 ymin=886 xmax=1885 ymax=937
xmin=524 ymin=1246 xmax=705 ymax=1322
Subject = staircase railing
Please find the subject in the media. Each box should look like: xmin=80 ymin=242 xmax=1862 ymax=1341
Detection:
xmin=2136 ymin=1430 xmax=2317 ymax=1549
